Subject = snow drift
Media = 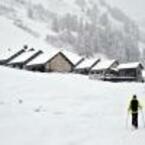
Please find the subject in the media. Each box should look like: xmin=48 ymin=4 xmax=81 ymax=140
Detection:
xmin=0 ymin=66 xmax=145 ymax=145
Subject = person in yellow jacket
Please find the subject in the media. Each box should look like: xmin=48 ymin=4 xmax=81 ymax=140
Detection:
xmin=128 ymin=95 xmax=142 ymax=129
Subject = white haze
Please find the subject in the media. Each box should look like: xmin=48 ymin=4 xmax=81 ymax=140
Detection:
xmin=105 ymin=0 xmax=145 ymax=20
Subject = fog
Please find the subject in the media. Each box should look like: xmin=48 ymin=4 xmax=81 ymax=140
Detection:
xmin=106 ymin=0 xmax=145 ymax=20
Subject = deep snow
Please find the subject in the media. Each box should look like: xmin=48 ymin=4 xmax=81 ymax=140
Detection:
xmin=0 ymin=66 xmax=145 ymax=145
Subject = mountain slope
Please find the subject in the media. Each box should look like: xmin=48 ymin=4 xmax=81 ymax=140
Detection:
xmin=0 ymin=66 xmax=145 ymax=145
xmin=0 ymin=0 xmax=144 ymax=61
xmin=0 ymin=15 xmax=58 ymax=55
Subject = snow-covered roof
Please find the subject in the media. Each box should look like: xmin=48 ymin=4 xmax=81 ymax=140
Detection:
xmin=92 ymin=60 xmax=117 ymax=70
xmin=8 ymin=50 xmax=38 ymax=64
xmin=117 ymin=62 xmax=143 ymax=69
xmin=75 ymin=58 xmax=99 ymax=69
xmin=0 ymin=49 xmax=21 ymax=60
xmin=27 ymin=49 xmax=83 ymax=66
xmin=26 ymin=50 xmax=59 ymax=66
xmin=61 ymin=50 xmax=83 ymax=65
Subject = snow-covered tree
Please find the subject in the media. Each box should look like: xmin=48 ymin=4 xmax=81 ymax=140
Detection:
xmin=75 ymin=0 xmax=86 ymax=11
xmin=52 ymin=16 xmax=60 ymax=32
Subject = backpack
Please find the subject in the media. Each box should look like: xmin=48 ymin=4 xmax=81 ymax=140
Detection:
xmin=130 ymin=99 xmax=139 ymax=112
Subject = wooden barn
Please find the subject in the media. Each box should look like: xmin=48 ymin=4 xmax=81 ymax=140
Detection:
xmin=0 ymin=46 xmax=27 ymax=65
xmin=90 ymin=59 xmax=119 ymax=79
xmin=7 ymin=49 xmax=42 ymax=69
xmin=117 ymin=62 xmax=144 ymax=82
xmin=25 ymin=50 xmax=84 ymax=73
xmin=74 ymin=58 xmax=100 ymax=75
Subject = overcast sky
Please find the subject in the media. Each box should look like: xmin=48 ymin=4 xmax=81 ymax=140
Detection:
xmin=106 ymin=0 xmax=145 ymax=20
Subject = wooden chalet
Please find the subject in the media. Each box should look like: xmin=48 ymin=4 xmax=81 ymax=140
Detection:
xmin=25 ymin=50 xmax=84 ymax=73
xmin=116 ymin=62 xmax=144 ymax=82
xmin=74 ymin=58 xmax=100 ymax=75
xmin=7 ymin=49 xmax=42 ymax=69
xmin=90 ymin=59 xmax=119 ymax=79
xmin=0 ymin=45 xmax=28 ymax=65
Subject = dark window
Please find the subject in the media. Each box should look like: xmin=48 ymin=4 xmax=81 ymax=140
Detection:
xmin=119 ymin=69 xmax=136 ymax=77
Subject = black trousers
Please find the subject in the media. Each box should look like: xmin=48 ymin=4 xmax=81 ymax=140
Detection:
xmin=132 ymin=113 xmax=138 ymax=128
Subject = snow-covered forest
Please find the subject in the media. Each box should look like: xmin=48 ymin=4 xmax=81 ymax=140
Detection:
xmin=0 ymin=0 xmax=145 ymax=62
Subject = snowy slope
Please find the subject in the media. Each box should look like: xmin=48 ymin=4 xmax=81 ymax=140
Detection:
xmin=0 ymin=16 xmax=45 ymax=50
xmin=0 ymin=0 xmax=145 ymax=60
xmin=0 ymin=66 xmax=145 ymax=145
xmin=0 ymin=15 xmax=60 ymax=59
xmin=31 ymin=0 xmax=82 ymax=16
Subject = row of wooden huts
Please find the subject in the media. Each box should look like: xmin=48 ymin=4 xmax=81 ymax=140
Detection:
xmin=0 ymin=46 xmax=144 ymax=82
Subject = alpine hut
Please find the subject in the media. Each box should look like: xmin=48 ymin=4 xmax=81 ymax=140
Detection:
xmin=117 ymin=62 xmax=144 ymax=82
xmin=90 ymin=59 xmax=119 ymax=79
xmin=7 ymin=49 xmax=42 ymax=69
xmin=26 ymin=50 xmax=84 ymax=73
xmin=25 ymin=50 xmax=59 ymax=72
xmin=74 ymin=58 xmax=100 ymax=75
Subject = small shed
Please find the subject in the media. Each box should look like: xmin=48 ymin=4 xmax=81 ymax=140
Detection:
xmin=26 ymin=50 xmax=84 ymax=73
xmin=90 ymin=59 xmax=119 ymax=77
xmin=117 ymin=62 xmax=144 ymax=82
xmin=74 ymin=58 xmax=100 ymax=75
xmin=7 ymin=49 xmax=42 ymax=69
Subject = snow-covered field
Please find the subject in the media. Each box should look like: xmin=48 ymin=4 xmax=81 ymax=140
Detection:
xmin=0 ymin=66 xmax=145 ymax=145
